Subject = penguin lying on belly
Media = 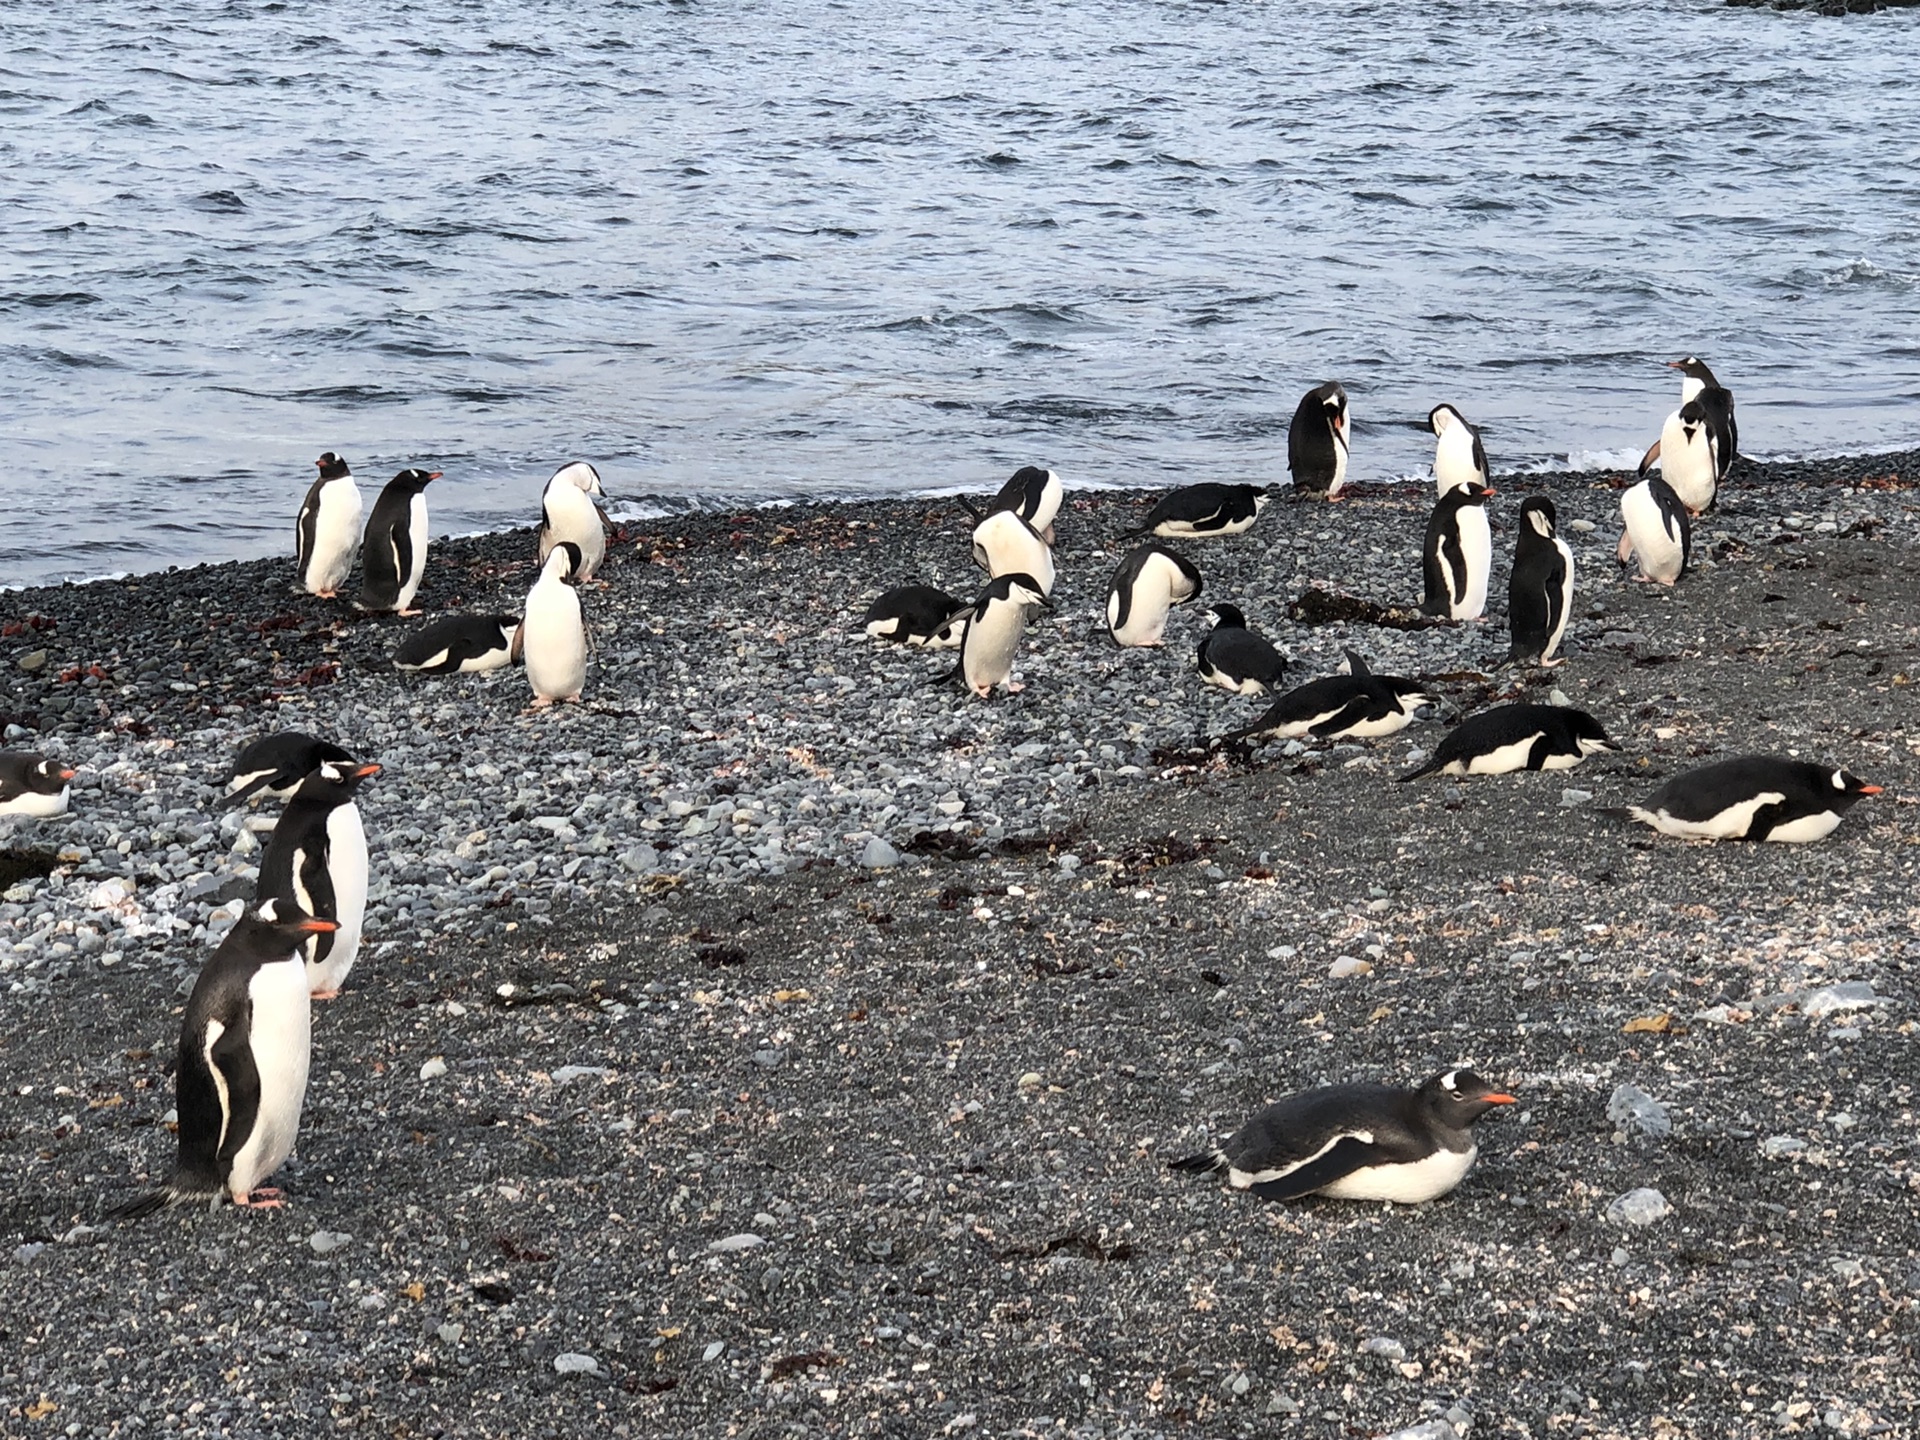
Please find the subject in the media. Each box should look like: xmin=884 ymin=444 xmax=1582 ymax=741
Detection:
xmin=1225 ymin=650 xmax=1436 ymax=744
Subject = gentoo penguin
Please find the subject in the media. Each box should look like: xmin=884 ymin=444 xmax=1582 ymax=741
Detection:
xmin=257 ymin=760 xmax=379 ymax=998
xmin=294 ymin=452 xmax=362 ymax=599
xmin=224 ymin=732 xmax=355 ymax=808
xmin=1400 ymin=703 xmax=1617 ymax=781
xmin=1288 ymin=382 xmax=1351 ymax=497
xmin=536 ymin=461 xmax=611 ymax=582
xmin=108 ymin=898 xmax=335 ymax=1218
xmin=941 ymin=572 xmax=1051 ymax=697
xmin=970 ymin=508 xmax=1056 ymax=596
xmin=1669 ymin=356 xmax=1737 ymax=482
xmin=1638 ymin=402 xmax=1717 ymax=516
xmin=1428 ymin=404 xmax=1488 ymax=496
xmin=1123 ymin=482 xmax=1272 ymax=539
xmin=356 ymin=467 xmax=441 ymax=614
xmin=522 ymin=540 xmax=589 ymax=706
xmin=1603 ymin=756 xmax=1882 ymax=843
xmin=1170 ymin=1069 xmax=1516 ymax=1204
xmin=1420 ymin=482 xmax=1495 ymax=620
xmin=1508 ymin=496 xmax=1575 ymax=666
xmin=1106 ymin=543 xmax=1203 ymax=648
xmin=1617 ymin=474 xmax=1691 ymax=585
xmin=393 ymin=614 xmax=521 ymax=674
xmin=1226 ymin=650 xmax=1436 ymax=743
xmin=981 ymin=465 xmax=1063 ymax=543
xmin=0 ymin=753 xmax=75 ymax=817
xmin=1195 ymin=605 xmax=1289 ymax=696
xmin=864 ymin=585 xmax=966 ymax=648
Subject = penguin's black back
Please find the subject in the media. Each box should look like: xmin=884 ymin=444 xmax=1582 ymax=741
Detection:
xmin=1287 ymin=383 xmax=1343 ymax=492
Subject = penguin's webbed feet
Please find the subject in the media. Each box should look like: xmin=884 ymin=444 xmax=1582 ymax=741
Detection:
xmin=235 ymin=1187 xmax=286 ymax=1209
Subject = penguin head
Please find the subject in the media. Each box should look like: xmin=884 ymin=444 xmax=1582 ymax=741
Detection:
xmin=251 ymin=896 xmax=341 ymax=941
xmin=1421 ymin=1069 xmax=1517 ymax=1124
xmin=1315 ymin=381 xmax=1350 ymax=437
xmin=303 ymin=760 xmax=381 ymax=799
xmin=996 ymin=573 xmax=1052 ymax=611
xmin=1520 ymin=496 xmax=1558 ymax=538
xmin=1205 ymin=603 xmax=1247 ymax=631
xmin=1459 ymin=483 xmax=1495 ymax=506
xmin=1388 ymin=678 xmax=1441 ymax=716
xmin=1009 ymin=465 xmax=1053 ymax=490
xmin=393 ymin=467 xmax=443 ymax=490
xmin=23 ymin=757 xmax=76 ymax=794
xmin=1831 ymin=769 xmax=1883 ymax=799
xmin=545 ymin=541 xmax=586 ymax=582
xmin=1567 ymin=710 xmax=1620 ymax=755
xmin=1667 ymin=356 xmax=1718 ymax=387
xmin=1427 ymin=403 xmax=1465 ymax=437
xmin=551 ymin=461 xmax=605 ymax=497
xmin=315 ymin=452 xmax=351 ymax=480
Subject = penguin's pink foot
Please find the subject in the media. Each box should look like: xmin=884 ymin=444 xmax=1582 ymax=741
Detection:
xmin=310 ymin=988 xmax=340 ymax=1001
xmin=1007 ymin=682 xmax=1026 ymax=693
xmin=317 ymin=589 xmax=338 ymax=600
xmin=563 ymin=693 xmax=583 ymax=704
xmin=530 ymin=697 xmax=556 ymax=710
xmin=236 ymin=1188 xmax=285 ymax=1209
xmin=399 ymin=608 xmax=423 ymax=618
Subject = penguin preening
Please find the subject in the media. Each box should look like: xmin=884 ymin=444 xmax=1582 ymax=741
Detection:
xmin=1420 ymin=482 xmax=1495 ymax=621
xmin=1170 ymin=1069 xmax=1516 ymax=1204
xmin=1106 ymin=543 xmax=1202 ymax=648
xmin=1617 ymin=474 xmax=1691 ymax=585
xmin=1123 ymin=483 xmax=1272 ymax=540
xmin=1508 ymin=496 xmax=1575 ymax=665
xmin=864 ymin=586 xmax=966 ymax=648
xmin=970 ymin=509 xmax=1057 ymax=596
xmin=522 ymin=541 xmax=590 ymax=706
xmin=1226 ymin=650 xmax=1436 ymax=743
xmin=980 ymin=465 xmax=1063 ymax=542
xmin=257 ymin=760 xmax=379 ymax=998
xmin=537 ymin=461 xmax=611 ymax=582
xmin=1603 ymin=757 xmax=1881 ymax=843
xmin=108 ymin=898 xmax=334 ymax=1218
xmin=1195 ymin=605 xmax=1289 ymax=696
xmin=224 ymin=732 xmax=356 ymax=809
xmin=1669 ymin=357 xmax=1738 ymax=483
xmin=393 ymin=614 xmax=521 ymax=674
xmin=357 ymin=468 xmax=441 ymax=614
xmin=1288 ymin=382 xmax=1351 ymax=498
xmin=1428 ymin=404 xmax=1488 ymax=496
xmin=941 ymin=572 xmax=1051 ymax=697
xmin=0 ymin=753 xmax=76 ymax=817
xmin=1400 ymin=703 xmax=1616 ymax=781
xmin=1638 ymin=402 xmax=1717 ymax=516
xmin=295 ymin=452 xmax=362 ymax=599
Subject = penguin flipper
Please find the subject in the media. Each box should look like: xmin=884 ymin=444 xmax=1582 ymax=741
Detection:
xmin=1398 ymin=753 xmax=1447 ymax=783
xmin=1637 ymin=438 xmax=1662 ymax=478
xmin=1307 ymin=695 xmax=1378 ymax=738
xmin=220 ymin=771 xmax=281 ymax=810
xmin=1246 ymin=1137 xmax=1381 ymax=1202
xmin=209 ymin=1022 xmax=264 ymax=1175
xmin=1168 ymin=1148 xmax=1227 ymax=1176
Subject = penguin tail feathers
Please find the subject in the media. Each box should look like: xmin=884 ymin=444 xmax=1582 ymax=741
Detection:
xmin=105 ymin=1188 xmax=174 ymax=1223
xmin=1596 ymin=805 xmax=1648 ymax=827
xmin=926 ymin=664 xmax=962 ymax=690
xmin=1168 ymin=1148 xmax=1228 ymax=1176
xmin=1398 ymin=756 xmax=1445 ymax=783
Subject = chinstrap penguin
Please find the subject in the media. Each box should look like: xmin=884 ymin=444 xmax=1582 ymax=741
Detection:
xmin=1195 ymin=605 xmax=1288 ymax=696
xmin=393 ymin=614 xmax=522 ymax=674
xmin=356 ymin=467 xmax=441 ymax=614
xmin=1428 ymin=404 xmax=1488 ymax=496
xmin=224 ymin=732 xmax=356 ymax=809
xmin=979 ymin=465 xmax=1063 ymax=542
xmin=1400 ymin=703 xmax=1617 ymax=781
xmin=939 ymin=572 xmax=1051 ymax=697
xmin=1226 ymin=650 xmax=1436 ymax=743
xmin=537 ymin=461 xmax=611 ymax=582
xmin=1106 ymin=543 xmax=1202 ymax=648
xmin=864 ymin=585 xmax=966 ymax=648
xmin=1617 ymin=474 xmax=1691 ymax=585
xmin=294 ymin=452 xmax=362 ymax=599
xmin=1421 ymin=482 xmax=1495 ymax=620
xmin=0 ymin=753 xmax=76 ymax=817
xmin=1669 ymin=356 xmax=1738 ymax=483
xmin=258 ymin=760 xmax=379 ymax=998
xmin=1123 ymin=483 xmax=1272 ymax=540
xmin=1638 ymin=401 xmax=1717 ymax=516
xmin=522 ymin=540 xmax=590 ymax=706
xmin=1508 ymin=496 xmax=1575 ymax=665
xmin=970 ymin=508 xmax=1056 ymax=596
xmin=1603 ymin=757 xmax=1881 ymax=843
xmin=1288 ymin=382 xmax=1351 ymax=498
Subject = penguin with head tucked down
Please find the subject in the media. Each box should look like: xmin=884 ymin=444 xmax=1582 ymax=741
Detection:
xmin=295 ymin=452 xmax=362 ymax=598
xmin=1106 ymin=543 xmax=1202 ymax=648
xmin=864 ymin=585 xmax=966 ymax=648
xmin=1508 ymin=497 xmax=1575 ymax=666
xmin=1226 ymin=650 xmax=1436 ymax=743
xmin=1428 ymin=404 xmax=1488 ymax=497
xmin=257 ymin=759 xmax=379 ymax=999
xmin=1195 ymin=605 xmax=1288 ymax=696
xmin=393 ymin=614 xmax=521 ymax=674
xmin=1400 ymin=703 xmax=1617 ymax=781
xmin=357 ymin=468 xmax=441 ymax=614
xmin=982 ymin=465 xmax=1063 ymax=543
xmin=1123 ymin=483 xmax=1272 ymax=540
xmin=537 ymin=461 xmax=611 ymax=582
xmin=1617 ymin=474 xmax=1691 ymax=585
xmin=522 ymin=541 xmax=590 ymax=706
xmin=1421 ymin=482 xmax=1495 ymax=620
xmin=1288 ymin=382 xmax=1351 ymax=497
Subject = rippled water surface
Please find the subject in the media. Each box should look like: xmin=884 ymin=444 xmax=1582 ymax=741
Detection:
xmin=4 ymin=0 xmax=1918 ymax=586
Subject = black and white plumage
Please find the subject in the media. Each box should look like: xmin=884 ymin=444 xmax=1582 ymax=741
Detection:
xmin=1195 ymin=605 xmax=1288 ymax=696
xmin=108 ymin=898 xmax=335 ymax=1219
xmin=1428 ymin=403 xmax=1488 ymax=496
xmin=1508 ymin=496 xmax=1575 ymax=665
xmin=294 ymin=452 xmax=362 ymax=598
xmin=393 ymin=614 xmax=521 ymax=674
xmin=939 ymin=572 xmax=1051 ymax=698
xmin=1123 ymin=483 xmax=1272 ymax=540
xmin=1617 ymin=474 xmax=1691 ymax=585
xmin=537 ymin=461 xmax=612 ymax=582
xmin=983 ymin=465 xmax=1063 ymax=542
xmin=1638 ymin=401 xmax=1717 ymax=516
xmin=1226 ymin=650 xmax=1436 ymax=743
xmin=356 ymin=468 xmax=441 ymax=614
xmin=0 ymin=752 xmax=75 ymax=817
xmin=864 ymin=586 xmax=966 ymax=648
xmin=1420 ymin=482 xmax=1495 ymax=621
xmin=1669 ymin=356 xmax=1737 ymax=483
xmin=523 ymin=541 xmax=589 ymax=705
xmin=1170 ymin=1069 xmax=1516 ymax=1204
xmin=1603 ymin=757 xmax=1881 ymax=843
xmin=970 ymin=509 xmax=1056 ymax=596
xmin=223 ymin=732 xmax=356 ymax=809
xmin=1288 ymin=382 xmax=1351 ymax=497
xmin=1106 ymin=543 xmax=1203 ymax=648
xmin=257 ymin=760 xmax=379 ymax=997
xmin=1400 ymin=704 xmax=1617 ymax=781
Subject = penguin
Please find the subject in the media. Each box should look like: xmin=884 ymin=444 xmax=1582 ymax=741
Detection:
xmin=1617 ymin=474 xmax=1691 ymax=585
xmin=1123 ymin=482 xmax=1272 ymax=539
xmin=983 ymin=465 xmax=1063 ymax=542
xmin=522 ymin=541 xmax=589 ymax=706
xmin=1637 ymin=402 xmax=1717 ymax=516
xmin=1508 ymin=496 xmax=1575 ymax=665
xmin=1195 ymin=605 xmax=1289 ymax=696
xmin=1226 ymin=650 xmax=1436 ymax=743
xmin=294 ymin=452 xmax=363 ymax=599
xmin=970 ymin=508 xmax=1056 ymax=596
xmin=1106 ymin=543 xmax=1203 ymax=648
xmin=1170 ymin=1069 xmax=1516 ymax=1204
xmin=356 ymin=467 xmax=441 ymax=614
xmin=1428 ymin=404 xmax=1488 ymax=496
xmin=223 ymin=732 xmax=356 ymax=808
xmin=257 ymin=760 xmax=379 ymax=998
xmin=1420 ymin=482 xmax=1495 ymax=621
xmin=1399 ymin=704 xmax=1617 ymax=781
xmin=1288 ymin=382 xmax=1351 ymax=497
xmin=864 ymin=585 xmax=966 ymax=648
xmin=536 ymin=461 xmax=611 ymax=582
xmin=107 ymin=897 xmax=334 ymax=1218
xmin=393 ymin=614 xmax=521 ymax=674
xmin=0 ymin=753 xmax=75 ymax=817
xmin=1602 ymin=756 xmax=1882 ymax=843
xmin=941 ymin=572 xmax=1051 ymax=697
xmin=1668 ymin=356 xmax=1737 ymax=482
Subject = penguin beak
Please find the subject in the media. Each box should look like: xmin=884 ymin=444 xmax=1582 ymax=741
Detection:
xmin=1483 ymin=1093 xmax=1518 ymax=1105
xmin=298 ymin=917 xmax=341 ymax=934
xmin=427 ymin=471 xmax=444 ymax=482
xmin=1858 ymin=784 xmax=1883 ymax=795
xmin=353 ymin=763 xmax=382 ymax=779
xmin=56 ymin=767 xmax=77 ymax=781
xmin=1664 ymin=360 xmax=1684 ymax=371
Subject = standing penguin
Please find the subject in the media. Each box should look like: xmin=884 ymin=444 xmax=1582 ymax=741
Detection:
xmin=1288 ymin=382 xmax=1351 ymax=497
xmin=108 ymin=898 xmax=335 ymax=1218
xmin=1421 ymin=482 xmax=1495 ymax=620
xmin=970 ymin=508 xmax=1056 ymax=595
xmin=294 ymin=452 xmax=363 ymax=598
xmin=982 ymin=465 xmax=1063 ymax=542
xmin=1508 ymin=497 xmax=1575 ymax=665
xmin=1668 ymin=356 xmax=1737 ymax=482
xmin=1617 ymin=474 xmax=1691 ymax=585
xmin=942 ymin=572 xmax=1051 ymax=697
xmin=224 ymin=732 xmax=356 ymax=808
xmin=356 ymin=467 xmax=441 ymax=614
xmin=536 ymin=461 xmax=611 ymax=582
xmin=1195 ymin=605 xmax=1289 ymax=696
xmin=522 ymin=541 xmax=589 ymax=706
xmin=1106 ymin=543 xmax=1203 ymax=648
xmin=257 ymin=760 xmax=379 ymax=999
xmin=0 ymin=753 xmax=76 ymax=817
xmin=1428 ymin=404 xmax=1488 ymax=496
xmin=1638 ymin=402 xmax=1717 ymax=516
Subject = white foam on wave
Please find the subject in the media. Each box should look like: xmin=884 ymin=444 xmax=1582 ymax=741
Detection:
xmin=1509 ymin=447 xmax=1646 ymax=476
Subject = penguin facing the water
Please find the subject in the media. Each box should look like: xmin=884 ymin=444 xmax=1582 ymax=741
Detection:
xmin=1617 ymin=474 xmax=1691 ymax=585
xmin=1638 ymin=402 xmax=1717 ymax=516
xmin=1669 ymin=356 xmax=1738 ymax=482
xmin=224 ymin=732 xmax=356 ymax=809
xmin=1603 ymin=757 xmax=1881 ymax=843
xmin=0 ymin=753 xmax=76 ymax=817
xmin=1226 ymin=650 xmax=1436 ymax=743
xmin=257 ymin=760 xmax=379 ymax=999
xmin=536 ymin=461 xmax=611 ymax=582
xmin=295 ymin=452 xmax=362 ymax=599
xmin=942 ymin=572 xmax=1051 ymax=697
xmin=1400 ymin=703 xmax=1617 ymax=781
xmin=393 ymin=614 xmax=521 ymax=674
xmin=1288 ymin=382 xmax=1351 ymax=497
xmin=970 ymin=508 xmax=1057 ymax=596
xmin=109 ymin=898 xmax=335 ymax=1218
xmin=1421 ymin=482 xmax=1495 ymax=620
xmin=1508 ymin=496 xmax=1575 ymax=665
xmin=522 ymin=541 xmax=590 ymax=706
xmin=1106 ymin=543 xmax=1202 ymax=648
xmin=1195 ymin=605 xmax=1289 ymax=696
xmin=357 ymin=468 xmax=441 ymax=614
xmin=864 ymin=585 xmax=966 ymax=648
xmin=1428 ymin=404 xmax=1488 ymax=496
xmin=1123 ymin=483 xmax=1272 ymax=539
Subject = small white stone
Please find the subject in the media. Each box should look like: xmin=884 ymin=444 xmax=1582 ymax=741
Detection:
xmin=308 ymin=1230 xmax=352 ymax=1255
xmin=1328 ymin=957 xmax=1373 ymax=979
xmin=708 ymin=1233 xmax=764 ymax=1253
xmin=418 ymin=1056 xmax=448 ymax=1081
xmin=703 ymin=1340 xmax=725 ymax=1361
xmin=551 ymin=1065 xmax=613 ymax=1084
xmin=1604 ymin=1187 xmax=1671 ymax=1227
xmin=553 ymin=1351 xmax=604 ymax=1377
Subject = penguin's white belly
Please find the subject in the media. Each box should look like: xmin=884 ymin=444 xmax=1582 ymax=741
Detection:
xmin=225 ymin=957 xmax=312 ymax=1200
xmin=1433 ymin=429 xmax=1476 ymax=495
xmin=1621 ymin=487 xmax=1684 ymax=582
xmin=539 ymin=486 xmax=607 ymax=580
xmin=525 ymin=585 xmax=587 ymax=700
xmin=1201 ymin=666 xmax=1266 ymax=697
xmin=305 ymin=480 xmax=362 ymax=595
xmin=1456 ymin=511 xmax=1491 ymax=619
xmin=962 ymin=613 xmax=1026 ymax=695
xmin=1760 ymin=809 xmax=1843 ymax=844
xmin=1 ymin=786 xmax=69 ymax=817
xmin=973 ymin=523 xmax=1055 ymax=595
xmin=1663 ymin=433 xmax=1717 ymax=513
xmin=1316 ymin=1144 xmax=1476 ymax=1203
xmin=1636 ymin=791 xmax=1786 ymax=840
xmin=395 ymin=495 xmax=430 ymax=611
xmin=1544 ymin=541 xmax=1575 ymax=660
xmin=1326 ymin=435 xmax=1349 ymax=498
xmin=1345 ymin=707 xmax=1417 ymax=739
xmin=1457 ymin=736 xmax=1543 ymax=775
xmin=308 ymin=804 xmax=369 ymax=994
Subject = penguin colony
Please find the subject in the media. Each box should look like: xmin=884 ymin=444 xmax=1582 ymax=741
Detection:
xmin=0 ymin=355 xmax=1889 ymax=1220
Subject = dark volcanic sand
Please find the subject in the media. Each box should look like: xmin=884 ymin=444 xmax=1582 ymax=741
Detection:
xmin=3 ymin=454 xmax=1919 ymax=1439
